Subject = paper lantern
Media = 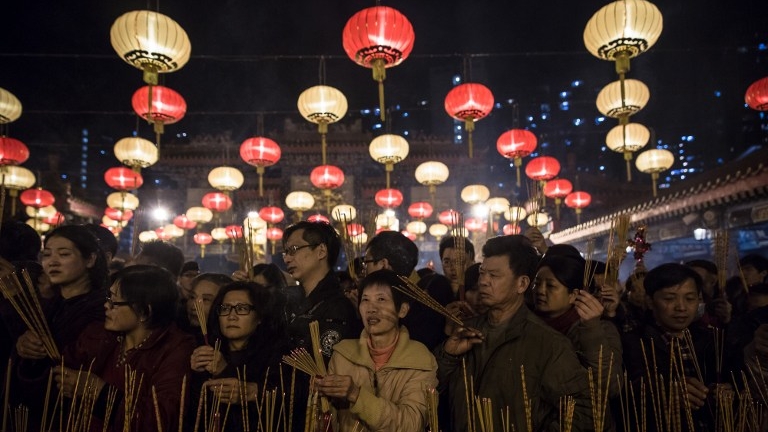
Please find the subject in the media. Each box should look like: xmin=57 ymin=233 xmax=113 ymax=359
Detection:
xmin=486 ymin=198 xmax=510 ymax=215
xmin=102 ymin=215 xmax=125 ymax=229
xmin=285 ymin=191 xmax=315 ymax=217
xmin=105 ymin=207 xmax=133 ymax=222
xmin=408 ymin=202 xmax=433 ymax=220
xmin=42 ymin=212 xmax=65 ymax=226
xmin=543 ymin=179 xmax=573 ymax=219
xmin=132 ymin=85 xmax=187 ymax=136
xmin=107 ymin=192 xmax=139 ymax=211
xmin=0 ymin=88 xmax=22 ymax=124
xmin=193 ymin=232 xmax=212 ymax=257
xmin=104 ymin=167 xmax=143 ymax=191
xmin=240 ymin=137 xmax=281 ymax=196
xmin=504 ymin=206 xmax=528 ymax=223
xmin=259 ymin=206 xmax=285 ymax=224
xmin=460 ymin=185 xmax=490 ymax=205
xmin=525 ymin=156 xmax=561 ymax=183
xmin=139 ymin=230 xmax=159 ymax=243
xmin=438 ymin=209 xmax=461 ymax=226
xmin=113 ymin=137 xmax=158 ymax=171
xmin=346 ymin=223 xmax=365 ymax=237
xmin=307 ymin=214 xmax=330 ymax=224
xmin=503 ymin=224 xmax=522 ymax=235
xmin=342 ymin=6 xmax=414 ymax=121
xmin=20 ymin=188 xmax=54 ymax=209
xmin=310 ymin=165 xmax=345 ymax=190
xmin=26 ymin=219 xmax=51 ymax=234
xmin=375 ymin=188 xmax=404 ymax=209
xmin=415 ymin=161 xmax=449 ymax=196
xmin=27 ymin=205 xmax=57 ymax=219
xmin=429 ymin=223 xmax=449 ymax=240
xmin=745 ymin=76 xmax=768 ymax=111
xmin=266 ymin=227 xmax=283 ymax=242
xmin=225 ymin=225 xmax=243 ymax=239
xmin=173 ymin=214 xmax=196 ymax=230
xmin=0 ymin=137 xmax=29 ymax=166
xmin=297 ymin=85 xmax=348 ymax=163
xmin=211 ymin=227 xmax=229 ymax=242
xmin=565 ymin=191 xmax=592 ymax=224
xmin=596 ymin=79 xmax=650 ymax=119
xmin=208 ymin=166 xmax=244 ymax=192
xmin=201 ymin=192 xmax=232 ymax=213
xmin=186 ymin=206 xmax=213 ymax=224
xmin=464 ymin=218 xmax=486 ymax=233
xmin=584 ymin=0 xmax=663 ymax=74
xmin=496 ymin=129 xmax=537 ymax=186
xmin=401 ymin=230 xmax=417 ymax=241
xmin=332 ymin=204 xmax=356 ymax=222
xmin=606 ymin=123 xmax=650 ymax=181
xmin=243 ymin=214 xmax=267 ymax=231
xmin=406 ymin=221 xmax=427 ymax=236
xmin=444 ymin=83 xmax=494 ymax=157
xmin=526 ymin=212 xmax=550 ymax=228
xmin=636 ymin=148 xmax=674 ymax=197
xmin=110 ymin=10 xmax=191 ymax=84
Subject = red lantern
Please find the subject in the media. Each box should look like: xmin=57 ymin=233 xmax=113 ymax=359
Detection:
xmin=173 ymin=214 xmax=197 ymax=230
xmin=104 ymin=167 xmax=144 ymax=191
xmin=745 ymin=76 xmax=768 ymax=111
xmin=525 ymin=156 xmax=561 ymax=182
xmin=20 ymin=188 xmax=55 ymax=209
xmin=43 ymin=212 xmax=64 ymax=226
xmin=444 ymin=83 xmax=494 ymax=157
xmin=131 ymin=85 xmax=187 ymax=134
xmin=401 ymin=230 xmax=417 ymax=241
xmin=266 ymin=227 xmax=284 ymax=242
xmin=225 ymin=225 xmax=243 ymax=239
xmin=375 ymin=188 xmax=404 ymax=208
xmin=201 ymin=192 xmax=232 ymax=213
xmin=194 ymin=232 xmax=213 ymax=258
xmin=496 ymin=129 xmax=537 ymax=186
xmin=310 ymin=165 xmax=345 ymax=190
xmin=346 ymin=223 xmax=365 ymax=237
xmin=240 ymin=137 xmax=281 ymax=196
xmin=565 ymin=191 xmax=592 ymax=224
xmin=438 ymin=209 xmax=461 ymax=226
xmin=0 ymin=137 xmax=30 ymax=166
xmin=307 ymin=214 xmax=330 ymax=224
xmin=544 ymin=178 xmax=574 ymax=219
xmin=259 ymin=206 xmax=285 ymax=224
xmin=375 ymin=227 xmax=390 ymax=235
xmin=407 ymin=202 xmax=433 ymax=220
xmin=155 ymin=227 xmax=173 ymax=241
xmin=464 ymin=218 xmax=486 ymax=233
xmin=105 ymin=207 xmax=134 ymax=222
xmin=342 ymin=6 xmax=415 ymax=121
xmin=502 ymin=224 xmax=521 ymax=235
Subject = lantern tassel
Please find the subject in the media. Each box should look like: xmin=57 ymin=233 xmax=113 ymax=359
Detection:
xmin=257 ymin=166 xmax=265 ymax=198
xmin=372 ymin=59 xmax=386 ymax=121
xmin=514 ymin=158 xmax=522 ymax=187
xmin=555 ymin=199 xmax=561 ymax=220
xmin=465 ymin=119 xmax=475 ymax=158
xmin=201 ymin=245 xmax=206 ymax=258
xmin=651 ymin=173 xmax=659 ymax=198
xmin=624 ymin=151 xmax=633 ymax=182
xmin=321 ymin=133 xmax=327 ymax=165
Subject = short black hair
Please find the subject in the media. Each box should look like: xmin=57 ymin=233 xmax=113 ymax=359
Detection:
xmin=358 ymin=269 xmax=409 ymax=311
xmin=252 ymin=263 xmax=288 ymax=290
xmin=464 ymin=263 xmax=481 ymax=292
xmin=208 ymin=281 xmax=288 ymax=356
xmin=84 ymin=223 xmax=118 ymax=259
xmin=113 ymin=265 xmax=178 ymax=328
xmin=0 ymin=221 xmax=41 ymax=262
xmin=45 ymin=225 xmax=109 ymax=292
xmin=481 ymin=235 xmax=540 ymax=280
xmin=134 ymin=241 xmax=185 ymax=277
xmin=644 ymin=263 xmax=703 ymax=297
xmin=191 ymin=273 xmax=233 ymax=291
xmin=537 ymin=254 xmax=588 ymax=293
xmin=439 ymin=236 xmax=475 ymax=260
xmin=686 ymin=259 xmax=718 ymax=276
xmin=542 ymin=243 xmax=582 ymax=262
xmin=282 ymin=221 xmax=341 ymax=267
xmin=741 ymin=254 xmax=768 ymax=273
xmin=366 ymin=231 xmax=418 ymax=276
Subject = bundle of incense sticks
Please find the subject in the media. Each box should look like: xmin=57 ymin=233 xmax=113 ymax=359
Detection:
xmin=282 ymin=348 xmax=325 ymax=378
xmin=559 ymin=395 xmax=575 ymax=432
xmin=243 ymin=219 xmax=256 ymax=280
xmin=425 ymin=388 xmax=439 ymax=432
xmin=308 ymin=321 xmax=331 ymax=414
xmin=193 ymin=299 xmax=209 ymax=345
xmin=450 ymin=211 xmax=467 ymax=300
xmin=604 ymin=215 xmax=631 ymax=286
xmin=211 ymin=339 xmax=222 ymax=374
xmin=122 ymin=365 xmax=145 ymax=432
xmin=582 ymin=239 xmax=596 ymax=291
xmin=14 ymin=404 xmax=28 ymax=432
xmin=474 ymin=397 xmax=494 ymax=432
xmin=0 ymin=269 xmax=60 ymax=359
xmin=394 ymin=275 xmax=464 ymax=327
xmin=587 ymin=346 xmax=614 ymax=432
xmin=335 ymin=213 xmax=360 ymax=282
xmin=520 ymin=365 xmax=532 ymax=432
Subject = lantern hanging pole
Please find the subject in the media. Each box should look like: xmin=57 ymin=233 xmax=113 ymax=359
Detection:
xmin=622 ymin=124 xmax=632 ymax=182
xmin=373 ymin=59 xmax=386 ymax=121
xmin=257 ymin=166 xmax=265 ymax=197
xmin=465 ymin=119 xmax=475 ymax=158
xmin=514 ymin=158 xmax=522 ymax=187
xmin=651 ymin=173 xmax=659 ymax=197
xmin=319 ymin=123 xmax=328 ymax=165
xmin=555 ymin=199 xmax=561 ymax=220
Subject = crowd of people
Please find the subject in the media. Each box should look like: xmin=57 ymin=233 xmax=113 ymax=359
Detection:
xmin=0 ymin=218 xmax=767 ymax=431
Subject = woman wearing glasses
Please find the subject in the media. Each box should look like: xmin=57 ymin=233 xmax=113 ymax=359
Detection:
xmin=189 ymin=281 xmax=290 ymax=431
xmin=53 ymin=265 xmax=196 ymax=432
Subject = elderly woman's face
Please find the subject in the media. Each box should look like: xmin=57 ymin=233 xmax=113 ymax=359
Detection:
xmin=358 ymin=283 xmax=407 ymax=337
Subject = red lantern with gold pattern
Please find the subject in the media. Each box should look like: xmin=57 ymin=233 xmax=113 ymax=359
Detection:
xmin=131 ymin=85 xmax=187 ymax=134
xmin=375 ymin=188 xmax=404 ymax=209
xmin=0 ymin=137 xmax=29 ymax=166
xmin=502 ymin=224 xmax=521 ymax=235
xmin=225 ymin=225 xmax=243 ymax=239
xmin=104 ymin=167 xmax=144 ymax=191
xmin=407 ymin=202 xmax=433 ymax=220
xmin=201 ymin=192 xmax=232 ymax=213
xmin=346 ymin=223 xmax=365 ymax=237
xmin=266 ymin=227 xmax=283 ymax=242
xmin=307 ymin=214 xmax=330 ymax=224
xmin=20 ymin=188 xmax=55 ymax=209
xmin=401 ymin=230 xmax=417 ymax=241
xmin=525 ymin=156 xmax=561 ymax=182
xmin=240 ymin=137 xmax=281 ymax=196
xmin=444 ymin=83 xmax=494 ymax=157
xmin=496 ymin=129 xmax=537 ymax=186
xmin=105 ymin=207 xmax=134 ymax=222
xmin=565 ymin=191 xmax=592 ymax=224
xmin=173 ymin=214 xmax=197 ymax=230
xmin=464 ymin=218 xmax=486 ymax=233
xmin=438 ymin=209 xmax=460 ymax=226
xmin=745 ymin=76 xmax=768 ymax=111
xmin=193 ymin=232 xmax=212 ymax=258
xmin=259 ymin=206 xmax=285 ymax=225
xmin=43 ymin=212 xmax=65 ymax=226
xmin=155 ymin=226 xmax=173 ymax=241
xmin=342 ymin=6 xmax=415 ymax=121
xmin=544 ymin=178 xmax=574 ymax=219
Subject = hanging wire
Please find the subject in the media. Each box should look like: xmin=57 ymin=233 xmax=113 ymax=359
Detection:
xmin=318 ymin=56 xmax=326 ymax=85
xmin=511 ymin=102 xmax=520 ymax=129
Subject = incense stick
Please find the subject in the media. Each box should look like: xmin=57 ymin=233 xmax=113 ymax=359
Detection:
xmin=0 ymin=271 xmax=60 ymax=359
xmin=394 ymin=275 xmax=464 ymax=326
xmin=2 ymin=358 xmax=10 ymax=432
xmin=193 ymin=299 xmax=209 ymax=346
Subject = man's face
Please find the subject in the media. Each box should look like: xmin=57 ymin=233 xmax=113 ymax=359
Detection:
xmin=441 ymin=247 xmax=471 ymax=284
xmin=282 ymin=229 xmax=324 ymax=283
xmin=362 ymin=250 xmax=387 ymax=276
xmin=743 ymin=265 xmax=767 ymax=286
xmin=477 ymin=255 xmax=526 ymax=310
xmin=179 ymin=270 xmax=199 ymax=298
xmin=650 ymin=278 xmax=700 ymax=334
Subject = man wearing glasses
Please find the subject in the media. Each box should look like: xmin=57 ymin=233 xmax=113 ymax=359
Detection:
xmin=281 ymin=221 xmax=360 ymax=360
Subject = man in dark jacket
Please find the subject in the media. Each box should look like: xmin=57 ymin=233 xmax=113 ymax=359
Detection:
xmin=436 ymin=235 xmax=593 ymax=432
xmin=282 ymin=221 xmax=360 ymax=359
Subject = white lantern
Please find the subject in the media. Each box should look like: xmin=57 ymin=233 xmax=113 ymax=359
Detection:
xmin=114 ymin=137 xmax=159 ymax=170
xmin=332 ymin=204 xmax=357 ymax=222
xmin=107 ymin=192 xmax=140 ymax=211
xmin=208 ymin=166 xmax=244 ymax=192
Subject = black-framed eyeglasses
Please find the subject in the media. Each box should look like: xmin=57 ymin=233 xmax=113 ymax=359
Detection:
xmin=280 ymin=244 xmax=319 ymax=258
xmin=218 ymin=303 xmax=256 ymax=316
xmin=106 ymin=296 xmax=131 ymax=309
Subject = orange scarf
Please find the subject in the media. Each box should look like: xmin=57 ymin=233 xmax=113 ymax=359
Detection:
xmin=367 ymin=330 xmax=400 ymax=371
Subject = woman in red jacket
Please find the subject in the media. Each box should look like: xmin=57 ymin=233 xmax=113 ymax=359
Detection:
xmin=54 ymin=265 xmax=196 ymax=432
